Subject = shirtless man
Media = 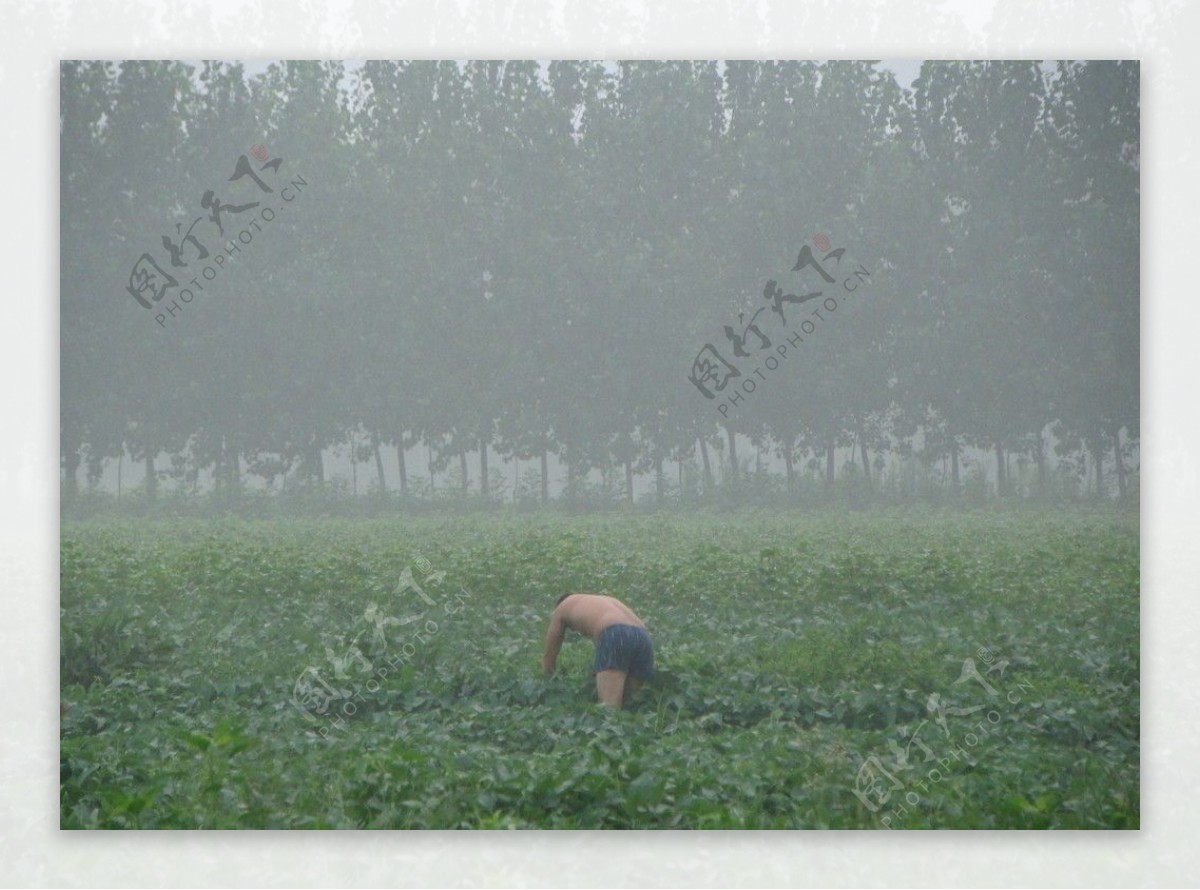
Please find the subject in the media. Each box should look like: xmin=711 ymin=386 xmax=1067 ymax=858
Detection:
xmin=541 ymin=593 xmax=654 ymax=708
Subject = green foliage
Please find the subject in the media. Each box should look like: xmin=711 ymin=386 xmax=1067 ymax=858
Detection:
xmin=61 ymin=61 xmax=1138 ymax=506
xmin=60 ymin=511 xmax=1138 ymax=829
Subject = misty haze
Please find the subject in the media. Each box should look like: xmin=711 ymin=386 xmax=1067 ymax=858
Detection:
xmin=60 ymin=60 xmax=1139 ymax=830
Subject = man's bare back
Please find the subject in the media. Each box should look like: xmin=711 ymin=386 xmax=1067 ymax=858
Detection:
xmin=541 ymin=593 xmax=653 ymax=707
xmin=553 ymin=593 xmax=645 ymax=641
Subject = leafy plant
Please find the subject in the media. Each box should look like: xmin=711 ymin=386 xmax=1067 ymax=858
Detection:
xmin=60 ymin=511 xmax=1139 ymax=829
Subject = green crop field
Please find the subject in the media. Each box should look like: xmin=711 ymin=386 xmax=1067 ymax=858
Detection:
xmin=59 ymin=510 xmax=1139 ymax=829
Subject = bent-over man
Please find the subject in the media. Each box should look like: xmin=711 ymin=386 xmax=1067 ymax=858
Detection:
xmin=541 ymin=592 xmax=654 ymax=708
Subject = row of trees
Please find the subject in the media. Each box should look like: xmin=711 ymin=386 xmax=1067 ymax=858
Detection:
xmin=61 ymin=60 xmax=1138 ymax=507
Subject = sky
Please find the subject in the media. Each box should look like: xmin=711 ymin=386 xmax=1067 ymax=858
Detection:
xmin=228 ymin=58 xmax=925 ymax=89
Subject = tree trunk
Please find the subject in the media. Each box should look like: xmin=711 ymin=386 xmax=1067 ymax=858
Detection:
xmin=397 ymin=439 xmax=409 ymax=494
xmin=950 ymin=436 xmax=960 ymax=487
xmin=230 ymin=449 xmax=241 ymax=494
xmin=540 ymin=448 xmax=549 ymax=503
xmin=995 ymin=443 xmax=1006 ymax=496
xmin=117 ymin=452 xmax=123 ymax=503
xmin=213 ymin=443 xmax=224 ymax=497
xmin=480 ymin=431 xmax=490 ymax=498
xmin=825 ymin=439 xmax=835 ymax=484
xmin=565 ymin=458 xmax=576 ymax=502
xmin=783 ymin=440 xmax=795 ymax=494
xmin=1112 ymin=424 xmax=1127 ymax=500
xmin=145 ymin=453 xmax=157 ymax=501
xmin=1093 ymin=439 xmax=1104 ymax=499
xmin=726 ymin=426 xmax=738 ymax=489
xmin=373 ymin=437 xmax=387 ymax=496
xmin=655 ymin=456 xmax=664 ymax=503
xmin=308 ymin=440 xmax=324 ymax=484
xmin=858 ymin=421 xmax=871 ymax=482
xmin=698 ymin=437 xmax=713 ymax=496
xmin=459 ymin=450 xmax=469 ymax=492
xmin=428 ymin=445 xmax=435 ymax=493
xmin=63 ymin=447 xmax=81 ymax=499
xmin=1034 ymin=431 xmax=1046 ymax=495
xmin=625 ymin=460 xmax=634 ymax=503
xmin=223 ymin=444 xmax=234 ymax=490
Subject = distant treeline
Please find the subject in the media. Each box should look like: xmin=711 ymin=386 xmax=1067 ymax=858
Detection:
xmin=61 ymin=60 xmax=1138 ymax=509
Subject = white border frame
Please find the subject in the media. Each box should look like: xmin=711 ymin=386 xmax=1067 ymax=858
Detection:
xmin=9 ymin=0 xmax=1192 ymax=885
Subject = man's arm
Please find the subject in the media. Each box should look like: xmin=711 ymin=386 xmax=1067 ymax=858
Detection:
xmin=541 ymin=610 xmax=566 ymax=675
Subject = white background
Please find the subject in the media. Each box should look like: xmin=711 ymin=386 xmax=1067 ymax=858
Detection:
xmin=4 ymin=0 xmax=1194 ymax=885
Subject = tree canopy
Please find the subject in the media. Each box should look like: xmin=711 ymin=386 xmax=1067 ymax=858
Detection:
xmin=60 ymin=60 xmax=1139 ymax=508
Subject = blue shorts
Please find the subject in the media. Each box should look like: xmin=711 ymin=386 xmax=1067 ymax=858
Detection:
xmin=593 ymin=624 xmax=654 ymax=680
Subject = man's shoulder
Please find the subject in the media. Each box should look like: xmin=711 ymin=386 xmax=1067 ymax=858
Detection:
xmin=562 ymin=591 xmax=611 ymax=606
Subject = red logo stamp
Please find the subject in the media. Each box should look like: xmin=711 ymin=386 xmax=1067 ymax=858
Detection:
xmin=250 ymin=144 xmax=269 ymax=162
xmin=813 ymin=233 xmax=832 ymax=253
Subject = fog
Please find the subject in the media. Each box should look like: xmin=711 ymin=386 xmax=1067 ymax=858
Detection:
xmin=60 ymin=60 xmax=1139 ymax=512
